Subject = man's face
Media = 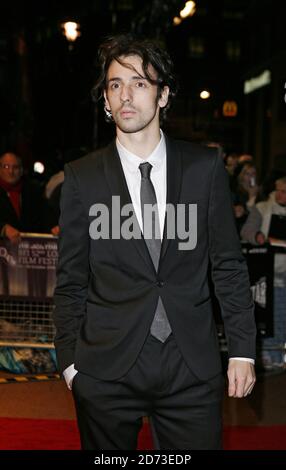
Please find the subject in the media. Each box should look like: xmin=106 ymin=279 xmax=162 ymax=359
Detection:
xmin=104 ymin=55 xmax=169 ymax=135
xmin=275 ymin=181 xmax=286 ymax=206
xmin=0 ymin=153 xmax=23 ymax=185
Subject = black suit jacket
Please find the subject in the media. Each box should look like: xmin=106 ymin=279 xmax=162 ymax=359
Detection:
xmin=53 ymin=136 xmax=256 ymax=381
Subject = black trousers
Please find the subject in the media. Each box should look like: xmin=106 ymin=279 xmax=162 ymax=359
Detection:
xmin=72 ymin=333 xmax=224 ymax=450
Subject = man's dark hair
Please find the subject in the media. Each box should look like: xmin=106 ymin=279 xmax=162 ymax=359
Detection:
xmin=92 ymin=34 xmax=178 ymax=122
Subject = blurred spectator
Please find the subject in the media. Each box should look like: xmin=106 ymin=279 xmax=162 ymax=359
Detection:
xmin=241 ymin=177 xmax=286 ymax=368
xmin=225 ymin=152 xmax=239 ymax=177
xmin=261 ymin=153 xmax=286 ymax=198
xmin=0 ymin=151 xmax=54 ymax=242
xmin=225 ymin=152 xmax=239 ymax=196
xmin=236 ymin=163 xmax=260 ymax=208
xmin=241 ymin=177 xmax=286 ymax=247
xmin=232 ymin=162 xmax=261 ymax=234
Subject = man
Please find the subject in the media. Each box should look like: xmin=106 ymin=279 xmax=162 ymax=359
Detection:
xmin=54 ymin=35 xmax=256 ymax=450
xmin=0 ymin=151 xmax=50 ymax=241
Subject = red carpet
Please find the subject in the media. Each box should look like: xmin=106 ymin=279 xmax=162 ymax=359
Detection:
xmin=223 ymin=425 xmax=286 ymax=450
xmin=0 ymin=418 xmax=285 ymax=450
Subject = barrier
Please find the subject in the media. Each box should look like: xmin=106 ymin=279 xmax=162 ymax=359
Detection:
xmin=214 ymin=243 xmax=274 ymax=340
xmin=0 ymin=234 xmax=57 ymax=348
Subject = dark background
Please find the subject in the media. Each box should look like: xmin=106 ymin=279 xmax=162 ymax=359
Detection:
xmin=0 ymin=0 xmax=286 ymax=180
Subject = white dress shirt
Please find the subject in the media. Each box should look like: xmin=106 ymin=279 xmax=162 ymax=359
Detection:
xmin=116 ymin=130 xmax=167 ymax=239
xmin=63 ymin=131 xmax=253 ymax=390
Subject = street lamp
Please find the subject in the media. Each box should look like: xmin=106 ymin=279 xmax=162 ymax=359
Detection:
xmin=174 ymin=1 xmax=196 ymax=26
xmin=34 ymin=161 xmax=45 ymax=174
xmin=200 ymin=90 xmax=210 ymax=100
xmin=62 ymin=21 xmax=81 ymax=50
xmin=180 ymin=1 xmax=196 ymax=19
xmin=173 ymin=16 xmax=182 ymax=26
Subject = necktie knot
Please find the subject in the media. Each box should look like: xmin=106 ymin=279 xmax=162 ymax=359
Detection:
xmin=139 ymin=162 xmax=152 ymax=180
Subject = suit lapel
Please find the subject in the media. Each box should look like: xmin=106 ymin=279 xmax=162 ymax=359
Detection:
xmin=103 ymin=140 xmax=156 ymax=274
xmin=160 ymin=136 xmax=182 ymax=262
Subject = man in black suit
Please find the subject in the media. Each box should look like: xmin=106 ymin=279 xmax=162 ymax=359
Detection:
xmin=54 ymin=35 xmax=256 ymax=450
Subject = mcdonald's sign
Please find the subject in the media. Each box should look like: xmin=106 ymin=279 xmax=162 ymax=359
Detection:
xmin=222 ymin=100 xmax=238 ymax=117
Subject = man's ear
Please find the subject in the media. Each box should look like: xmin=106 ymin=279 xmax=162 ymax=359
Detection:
xmin=103 ymin=90 xmax=111 ymax=111
xmin=158 ymin=86 xmax=170 ymax=109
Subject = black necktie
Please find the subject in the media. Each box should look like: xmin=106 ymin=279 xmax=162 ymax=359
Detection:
xmin=139 ymin=162 xmax=172 ymax=342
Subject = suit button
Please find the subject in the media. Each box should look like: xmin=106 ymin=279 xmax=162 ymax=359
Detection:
xmin=157 ymin=280 xmax=164 ymax=288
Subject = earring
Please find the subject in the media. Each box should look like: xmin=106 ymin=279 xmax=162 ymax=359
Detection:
xmin=104 ymin=106 xmax=113 ymax=119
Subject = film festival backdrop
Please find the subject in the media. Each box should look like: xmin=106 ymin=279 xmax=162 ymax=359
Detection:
xmin=0 ymin=236 xmax=275 ymax=372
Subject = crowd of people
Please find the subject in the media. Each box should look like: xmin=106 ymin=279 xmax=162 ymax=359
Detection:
xmin=224 ymin=150 xmax=286 ymax=369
